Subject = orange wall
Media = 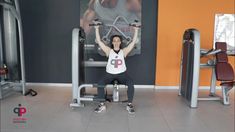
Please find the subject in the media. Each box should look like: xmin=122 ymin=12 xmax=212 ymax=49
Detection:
xmin=156 ymin=0 xmax=235 ymax=86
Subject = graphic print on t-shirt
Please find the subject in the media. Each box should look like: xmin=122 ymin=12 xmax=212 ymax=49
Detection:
xmin=110 ymin=58 xmax=123 ymax=68
xmin=106 ymin=50 xmax=127 ymax=74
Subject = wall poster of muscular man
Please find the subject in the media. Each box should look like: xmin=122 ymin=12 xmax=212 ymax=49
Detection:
xmin=80 ymin=0 xmax=142 ymax=58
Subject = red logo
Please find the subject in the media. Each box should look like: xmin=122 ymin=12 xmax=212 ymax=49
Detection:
xmin=13 ymin=104 xmax=27 ymax=117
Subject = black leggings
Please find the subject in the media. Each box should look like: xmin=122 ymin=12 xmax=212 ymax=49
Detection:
xmin=97 ymin=72 xmax=134 ymax=103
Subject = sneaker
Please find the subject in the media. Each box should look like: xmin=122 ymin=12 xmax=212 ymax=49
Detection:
xmin=94 ymin=103 xmax=106 ymax=113
xmin=126 ymin=103 xmax=135 ymax=114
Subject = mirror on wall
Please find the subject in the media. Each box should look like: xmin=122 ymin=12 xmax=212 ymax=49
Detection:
xmin=213 ymin=14 xmax=235 ymax=54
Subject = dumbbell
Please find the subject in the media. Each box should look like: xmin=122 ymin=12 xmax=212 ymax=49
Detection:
xmin=129 ymin=20 xmax=141 ymax=28
xmin=89 ymin=19 xmax=103 ymax=26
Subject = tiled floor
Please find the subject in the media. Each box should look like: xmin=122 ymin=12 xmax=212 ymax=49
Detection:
xmin=0 ymin=86 xmax=234 ymax=132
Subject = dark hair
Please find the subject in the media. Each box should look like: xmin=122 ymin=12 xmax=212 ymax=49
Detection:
xmin=110 ymin=35 xmax=123 ymax=49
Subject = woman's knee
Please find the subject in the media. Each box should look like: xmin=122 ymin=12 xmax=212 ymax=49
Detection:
xmin=126 ymin=79 xmax=134 ymax=86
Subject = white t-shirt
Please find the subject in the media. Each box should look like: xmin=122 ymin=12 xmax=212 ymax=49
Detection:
xmin=106 ymin=49 xmax=127 ymax=74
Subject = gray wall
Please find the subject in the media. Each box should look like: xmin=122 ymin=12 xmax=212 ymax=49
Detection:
xmin=19 ymin=0 xmax=158 ymax=84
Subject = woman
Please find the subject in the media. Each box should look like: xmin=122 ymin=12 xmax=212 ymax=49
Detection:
xmin=94 ymin=25 xmax=139 ymax=114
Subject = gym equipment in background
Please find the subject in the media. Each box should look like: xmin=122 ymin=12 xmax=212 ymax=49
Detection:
xmin=179 ymin=29 xmax=234 ymax=108
xmin=0 ymin=0 xmax=37 ymax=99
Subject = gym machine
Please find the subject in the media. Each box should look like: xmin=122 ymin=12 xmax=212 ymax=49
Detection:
xmin=0 ymin=0 xmax=36 ymax=99
xmin=70 ymin=19 xmax=141 ymax=108
xmin=179 ymin=29 xmax=235 ymax=108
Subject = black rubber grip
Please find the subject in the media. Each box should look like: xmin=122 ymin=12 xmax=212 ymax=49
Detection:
xmin=129 ymin=24 xmax=141 ymax=28
xmin=89 ymin=23 xmax=103 ymax=26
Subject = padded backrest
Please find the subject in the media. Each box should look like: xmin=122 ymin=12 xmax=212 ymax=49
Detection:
xmin=216 ymin=52 xmax=228 ymax=62
xmin=215 ymin=42 xmax=227 ymax=52
xmin=215 ymin=60 xmax=234 ymax=81
xmin=215 ymin=42 xmax=234 ymax=81
xmin=215 ymin=42 xmax=228 ymax=62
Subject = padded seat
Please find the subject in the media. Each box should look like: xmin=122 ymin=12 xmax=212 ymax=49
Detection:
xmin=220 ymin=81 xmax=235 ymax=88
xmin=215 ymin=63 xmax=234 ymax=81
